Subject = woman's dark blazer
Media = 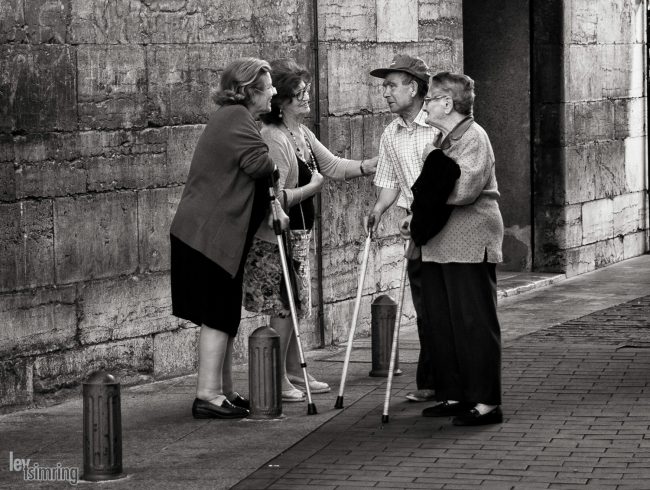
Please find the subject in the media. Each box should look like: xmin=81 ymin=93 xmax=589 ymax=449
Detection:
xmin=170 ymin=104 xmax=275 ymax=277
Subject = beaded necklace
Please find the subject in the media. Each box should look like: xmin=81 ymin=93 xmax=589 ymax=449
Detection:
xmin=282 ymin=121 xmax=318 ymax=173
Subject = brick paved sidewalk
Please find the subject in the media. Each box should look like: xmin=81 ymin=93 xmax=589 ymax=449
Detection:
xmin=234 ymin=296 xmax=650 ymax=489
xmin=1 ymin=257 xmax=648 ymax=489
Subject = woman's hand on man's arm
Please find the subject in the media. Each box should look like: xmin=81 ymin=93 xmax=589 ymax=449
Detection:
xmin=361 ymin=156 xmax=378 ymax=175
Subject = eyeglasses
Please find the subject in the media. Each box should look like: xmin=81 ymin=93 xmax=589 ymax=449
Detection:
xmin=292 ymin=83 xmax=311 ymax=101
xmin=424 ymin=95 xmax=448 ymax=104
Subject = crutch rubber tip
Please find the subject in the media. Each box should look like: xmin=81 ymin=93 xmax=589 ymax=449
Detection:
xmin=307 ymin=403 xmax=317 ymax=415
xmin=334 ymin=396 xmax=344 ymax=409
xmin=382 ymin=414 xmax=389 ymax=423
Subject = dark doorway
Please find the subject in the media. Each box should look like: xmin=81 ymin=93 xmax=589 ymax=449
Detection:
xmin=462 ymin=0 xmax=533 ymax=271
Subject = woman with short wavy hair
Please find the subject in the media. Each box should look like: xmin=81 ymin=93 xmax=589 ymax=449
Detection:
xmin=170 ymin=57 xmax=287 ymax=419
xmin=415 ymin=71 xmax=504 ymax=426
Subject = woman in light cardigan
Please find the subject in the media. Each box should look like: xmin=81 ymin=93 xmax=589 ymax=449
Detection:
xmin=243 ymin=58 xmax=378 ymax=402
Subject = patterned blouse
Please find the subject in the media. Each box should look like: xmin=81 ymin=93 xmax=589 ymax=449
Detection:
xmin=374 ymin=110 xmax=503 ymax=264
xmin=421 ymin=118 xmax=504 ymax=264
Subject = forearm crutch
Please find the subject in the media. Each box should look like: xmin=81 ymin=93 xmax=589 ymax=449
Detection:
xmin=267 ymin=185 xmax=317 ymax=415
xmin=381 ymin=240 xmax=409 ymax=423
xmin=335 ymin=216 xmax=374 ymax=409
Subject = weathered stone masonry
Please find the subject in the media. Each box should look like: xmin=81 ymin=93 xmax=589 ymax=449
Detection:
xmin=532 ymin=0 xmax=648 ymax=275
xmin=0 ymin=0 xmax=464 ymax=409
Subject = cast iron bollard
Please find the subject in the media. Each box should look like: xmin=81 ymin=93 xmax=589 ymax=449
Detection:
xmin=249 ymin=325 xmax=283 ymax=419
xmin=369 ymin=295 xmax=402 ymax=377
xmin=82 ymin=371 xmax=124 ymax=481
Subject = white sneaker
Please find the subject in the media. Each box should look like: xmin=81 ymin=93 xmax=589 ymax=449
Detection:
xmin=281 ymin=386 xmax=306 ymax=402
xmin=287 ymin=373 xmax=331 ymax=394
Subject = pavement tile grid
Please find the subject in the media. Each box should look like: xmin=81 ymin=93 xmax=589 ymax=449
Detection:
xmin=235 ymin=296 xmax=650 ymax=489
xmin=519 ymin=296 xmax=650 ymax=347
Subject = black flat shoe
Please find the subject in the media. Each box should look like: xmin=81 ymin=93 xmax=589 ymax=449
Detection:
xmin=227 ymin=392 xmax=250 ymax=410
xmin=192 ymin=398 xmax=249 ymax=419
xmin=452 ymin=406 xmax=503 ymax=426
xmin=422 ymin=401 xmax=472 ymax=417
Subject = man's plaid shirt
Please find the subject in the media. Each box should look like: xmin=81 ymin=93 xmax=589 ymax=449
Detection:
xmin=373 ymin=108 xmax=438 ymax=210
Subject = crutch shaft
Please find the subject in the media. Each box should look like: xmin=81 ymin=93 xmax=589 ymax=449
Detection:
xmin=268 ymin=186 xmax=317 ymax=414
xmin=276 ymin=236 xmax=315 ymax=399
xmin=335 ymin=234 xmax=372 ymax=405
xmin=382 ymin=243 xmax=409 ymax=421
xmin=335 ymin=216 xmax=375 ymax=409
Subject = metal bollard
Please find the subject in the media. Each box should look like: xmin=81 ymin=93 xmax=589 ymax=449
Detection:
xmin=82 ymin=371 xmax=124 ymax=481
xmin=369 ymin=295 xmax=402 ymax=377
xmin=249 ymin=325 xmax=283 ymax=419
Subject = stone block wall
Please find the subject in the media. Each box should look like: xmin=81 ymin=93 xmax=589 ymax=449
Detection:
xmin=317 ymin=0 xmax=463 ymax=344
xmin=0 ymin=0 xmax=463 ymax=409
xmin=533 ymin=0 xmax=648 ymax=275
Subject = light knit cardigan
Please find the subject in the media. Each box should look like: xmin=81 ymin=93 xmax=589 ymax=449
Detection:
xmin=254 ymin=123 xmax=358 ymax=243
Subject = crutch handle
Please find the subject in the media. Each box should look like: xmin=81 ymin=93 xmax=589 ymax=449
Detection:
xmin=366 ymin=215 xmax=375 ymax=239
xmin=266 ymin=187 xmax=282 ymax=236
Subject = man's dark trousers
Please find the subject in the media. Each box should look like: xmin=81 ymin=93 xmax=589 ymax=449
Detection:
xmin=407 ymin=257 xmax=436 ymax=391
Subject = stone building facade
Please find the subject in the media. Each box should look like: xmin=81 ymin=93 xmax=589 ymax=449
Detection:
xmin=0 ymin=0 xmax=647 ymax=410
xmin=531 ymin=0 xmax=648 ymax=275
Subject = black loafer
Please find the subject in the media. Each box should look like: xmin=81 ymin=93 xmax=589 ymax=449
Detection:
xmin=192 ymin=398 xmax=249 ymax=419
xmin=452 ymin=406 xmax=503 ymax=426
xmin=227 ymin=392 xmax=250 ymax=410
xmin=422 ymin=401 xmax=472 ymax=417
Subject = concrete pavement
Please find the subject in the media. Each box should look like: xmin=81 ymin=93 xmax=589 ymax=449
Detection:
xmin=1 ymin=255 xmax=649 ymax=489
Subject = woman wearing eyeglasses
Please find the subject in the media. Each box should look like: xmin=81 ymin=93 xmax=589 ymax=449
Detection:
xmin=411 ymin=72 xmax=504 ymax=426
xmin=243 ymin=58 xmax=378 ymax=402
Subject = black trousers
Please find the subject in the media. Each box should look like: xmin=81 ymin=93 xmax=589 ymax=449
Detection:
xmin=419 ymin=258 xmax=502 ymax=405
xmin=407 ymin=258 xmax=435 ymax=391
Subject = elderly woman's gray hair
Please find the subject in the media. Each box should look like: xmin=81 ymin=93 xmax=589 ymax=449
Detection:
xmin=213 ymin=57 xmax=272 ymax=106
xmin=429 ymin=72 xmax=475 ymax=116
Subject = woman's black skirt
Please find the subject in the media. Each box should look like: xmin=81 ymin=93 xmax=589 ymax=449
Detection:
xmin=170 ymin=234 xmax=247 ymax=336
xmin=170 ymin=180 xmax=268 ymax=336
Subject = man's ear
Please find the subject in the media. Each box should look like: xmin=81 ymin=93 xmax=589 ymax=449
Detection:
xmin=410 ymin=79 xmax=418 ymax=97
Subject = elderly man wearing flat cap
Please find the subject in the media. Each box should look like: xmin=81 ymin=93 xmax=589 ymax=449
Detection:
xmin=366 ymin=54 xmax=437 ymax=404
